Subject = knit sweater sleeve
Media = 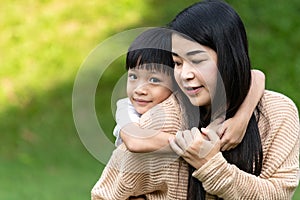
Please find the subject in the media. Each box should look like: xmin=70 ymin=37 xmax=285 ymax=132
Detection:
xmin=192 ymin=90 xmax=300 ymax=199
xmin=139 ymin=94 xmax=182 ymax=132
xmin=91 ymin=94 xmax=188 ymax=200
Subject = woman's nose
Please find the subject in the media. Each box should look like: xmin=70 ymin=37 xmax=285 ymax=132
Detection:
xmin=181 ymin=63 xmax=195 ymax=80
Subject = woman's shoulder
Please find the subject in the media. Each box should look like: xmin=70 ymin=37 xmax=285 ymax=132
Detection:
xmin=258 ymin=90 xmax=299 ymax=139
xmin=257 ymin=91 xmax=299 ymax=184
xmin=146 ymin=94 xmax=180 ymax=115
xmin=159 ymin=93 xmax=180 ymax=108
xmin=139 ymin=94 xmax=182 ymax=130
xmin=261 ymin=90 xmax=299 ymax=115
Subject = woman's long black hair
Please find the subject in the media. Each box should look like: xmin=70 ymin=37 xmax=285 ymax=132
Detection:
xmin=168 ymin=0 xmax=263 ymax=199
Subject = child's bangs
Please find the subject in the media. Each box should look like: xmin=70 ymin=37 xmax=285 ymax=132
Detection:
xmin=126 ymin=48 xmax=174 ymax=76
xmin=138 ymin=63 xmax=173 ymax=76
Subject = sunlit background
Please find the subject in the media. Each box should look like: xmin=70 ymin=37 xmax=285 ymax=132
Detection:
xmin=1 ymin=0 xmax=299 ymax=199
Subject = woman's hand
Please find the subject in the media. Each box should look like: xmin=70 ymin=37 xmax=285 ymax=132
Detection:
xmin=169 ymin=127 xmax=221 ymax=169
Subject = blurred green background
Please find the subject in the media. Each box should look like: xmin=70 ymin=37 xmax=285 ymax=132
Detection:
xmin=1 ymin=0 xmax=299 ymax=199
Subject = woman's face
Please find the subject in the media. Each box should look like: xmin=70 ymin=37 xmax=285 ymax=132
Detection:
xmin=172 ymin=34 xmax=218 ymax=108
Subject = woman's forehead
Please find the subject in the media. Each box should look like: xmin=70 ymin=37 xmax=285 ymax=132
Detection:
xmin=172 ymin=34 xmax=207 ymax=55
xmin=172 ymin=34 xmax=217 ymax=62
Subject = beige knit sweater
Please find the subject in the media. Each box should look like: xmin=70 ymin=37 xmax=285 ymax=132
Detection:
xmin=91 ymin=94 xmax=189 ymax=200
xmin=193 ymin=90 xmax=300 ymax=199
xmin=92 ymin=90 xmax=300 ymax=199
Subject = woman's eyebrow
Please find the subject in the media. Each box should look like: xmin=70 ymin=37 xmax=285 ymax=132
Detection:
xmin=171 ymin=50 xmax=205 ymax=57
xmin=186 ymin=50 xmax=205 ymax=56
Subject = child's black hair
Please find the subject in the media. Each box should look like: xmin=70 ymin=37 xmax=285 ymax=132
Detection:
xmin=126 ymin=28 xmax=174 ymax=76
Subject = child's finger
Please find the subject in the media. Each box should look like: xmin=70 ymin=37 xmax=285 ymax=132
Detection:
xmin=217 ymin=124 xmax=226 ymax=138
xmin=220 ymin=137 xmax=238 ymax=151
xmin=221 ymin=142 xmax=236 ymax=151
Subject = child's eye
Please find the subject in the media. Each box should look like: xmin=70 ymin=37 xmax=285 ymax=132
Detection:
xmin=149 ymin=77 xmax=161 ymax=83
xmin=128 ymin=74 xmax=137 ymax=80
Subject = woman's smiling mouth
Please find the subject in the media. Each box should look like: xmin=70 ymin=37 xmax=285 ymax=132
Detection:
xmin=184 ymin=86 xmax=204 ymax=95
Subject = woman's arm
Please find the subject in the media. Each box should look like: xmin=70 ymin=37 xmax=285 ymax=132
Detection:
xmin=193 ymin=118 xmax=299 ymax=200
xmin=219 ymin=69 xmax=265 ymax=150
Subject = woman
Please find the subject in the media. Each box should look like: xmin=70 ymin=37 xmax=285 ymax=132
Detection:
xmin=168 ymin=0 xmax=299 ymax=199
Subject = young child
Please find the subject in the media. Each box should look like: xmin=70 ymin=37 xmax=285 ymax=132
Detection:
xmin=91 ymin=28 xmax=264 ymax=200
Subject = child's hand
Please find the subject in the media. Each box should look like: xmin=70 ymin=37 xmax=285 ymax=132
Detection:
xmin=218 ymin=116 xmax=248 ymax=151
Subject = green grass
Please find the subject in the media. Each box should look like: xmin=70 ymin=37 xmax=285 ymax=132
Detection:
xmin=1 ymin=0 xmax=299 ymax=199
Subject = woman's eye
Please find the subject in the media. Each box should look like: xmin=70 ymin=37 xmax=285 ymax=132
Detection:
xmin=192 ymin=60 xmax=202 ymax=64
xmin=192 ymin=59 xmax=206 ymax=64
xmin=149 ymin=77 xmax=161 ymax=83
xmin=173 ymin=61 xmax=182 ymax=67
xmin=172 ymin=56 xmax=183 ymax=68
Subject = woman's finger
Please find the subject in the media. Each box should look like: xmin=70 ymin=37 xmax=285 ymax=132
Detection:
xmin=201 ymin=127 xmax=219 ymax=143
xmin=183 ymin=130 xmax=194 ymax=147
xmin=169 ymin=137 xmax=184 ymax=156
xmin=175 ymin=131 xmax=187 ymax=150
xmin=191 ymin=127 xmax=201 ymax=138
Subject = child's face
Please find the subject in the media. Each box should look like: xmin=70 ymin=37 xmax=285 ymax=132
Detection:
xmin=127 ymin=68 xmax=173 ymax=115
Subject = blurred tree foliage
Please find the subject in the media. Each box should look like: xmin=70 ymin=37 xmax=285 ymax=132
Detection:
xmin=0 ymin=0 xmax=299 ymax=199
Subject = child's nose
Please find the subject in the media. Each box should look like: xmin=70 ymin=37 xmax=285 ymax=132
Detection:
xmin=134 ymin=83 xmax=148 ymax=95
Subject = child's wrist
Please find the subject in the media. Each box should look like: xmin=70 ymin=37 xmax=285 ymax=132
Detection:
xmin=233 ymin=111 xmax=249 ymax=124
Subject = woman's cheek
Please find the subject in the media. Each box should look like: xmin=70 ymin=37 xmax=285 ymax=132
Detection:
xmin=174 ymin=70 xmax=183 ymax=88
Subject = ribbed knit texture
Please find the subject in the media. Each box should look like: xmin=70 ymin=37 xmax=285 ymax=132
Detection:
xmin=91 ymin=94 xmax=189 ymax=200
xmin=193 ymin=90 xmax=300 ymax=199
xmin=92 ymin=90 xmax=299 ymax=199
